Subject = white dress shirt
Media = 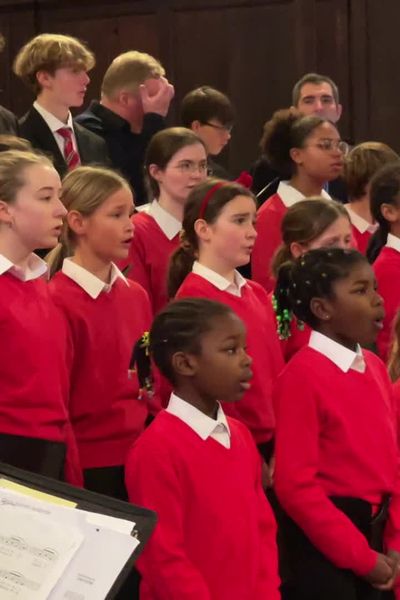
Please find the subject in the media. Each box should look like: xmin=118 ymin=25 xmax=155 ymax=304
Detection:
xmin=192 ymin=261 xmax=247 ymax=298
xmin=62 ymin=258 xmax=128 ymax=299
xmin=277 ymin=180 xmax=331 ymax=208
xmin=309 ymin=330 xmax=366 ymax=373
xmin=0 ymin=252 xmax=48 ymax=281
xmin=166 ymin=392 xmax=231 ymax=448
xmin=34 ymin=100 xmax=79 ymax=156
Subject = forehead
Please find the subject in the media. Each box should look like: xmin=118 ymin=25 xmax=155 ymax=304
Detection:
xmin=308 ymin=121 xmax=340 ymax=139
xmin=201 ymin=311 xmax=246 ymax=343
xmin=316 ymin=215 xmax=351 ymax=237
xmin=299 ymin=82 xmax=335 ymax=101
xmin=218 ymin=194 xmax=256 ymax=215
xmin=22 ymin=163 xmax=61 ymax=189
xmin=334 ymin=260 xmax=374 ymax=287
xmin=168 ymin=143 xmax=207 ymax=163
xmin=99 ymin=186 xmax=133 ymax=209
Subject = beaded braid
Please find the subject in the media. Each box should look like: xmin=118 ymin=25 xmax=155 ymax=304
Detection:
xmin=273 ymin=248 xmax=367 ymax=338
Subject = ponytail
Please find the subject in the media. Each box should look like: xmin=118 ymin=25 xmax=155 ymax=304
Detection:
xmin=366 ymin=224 xmax=389 ymax=263
xmin=45 ymin=232 xmax=73 ymax=278
xmin=271 ymin=244 xmax=293 ymax=279
xmin=167 ymin=236 xmax=196 ymax=299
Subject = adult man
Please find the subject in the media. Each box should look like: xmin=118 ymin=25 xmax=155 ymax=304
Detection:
xmin=76 ymin=51 xmax=174 ymax=204
xmin=252 ymin=73 xmax=346 ymax=201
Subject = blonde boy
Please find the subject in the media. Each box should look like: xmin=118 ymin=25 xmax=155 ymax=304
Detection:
xmin=14 ymin=33 xmax=109 ymax=176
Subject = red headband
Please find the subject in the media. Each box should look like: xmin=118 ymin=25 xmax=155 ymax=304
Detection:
xmin=198 ymin=172 xmax=254 ymax=219
xmin=198 ymin=181 xmax=227 ymax=219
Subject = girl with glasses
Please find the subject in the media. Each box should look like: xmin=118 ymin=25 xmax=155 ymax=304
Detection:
xmin=251 ymin=108 xmax=346 ymax=292
xmin=120 ymin=127 xmax=208 ymax=315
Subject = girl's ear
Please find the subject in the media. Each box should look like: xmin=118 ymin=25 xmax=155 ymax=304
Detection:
xmin=310 ymin=296 xmax=333 ymax=323
xmin=194 ymin=218 xmax=212 ymax=242
xmin=0 ymin=200 xmax=13 ymax=226
xmin=148 ymin=164 xmax=162 ymax=182
xmin=290 ymin=147 xmax=304 ymax=166
xmin=171 ymin=351 xmax=198 ymax=377
xmin=290 ymin=241 xmax=306 ymax=259
xmin=381 ymin=202 xmax=400 ymax=224
xmin=67 ymin=210 xmax=86 ymax=236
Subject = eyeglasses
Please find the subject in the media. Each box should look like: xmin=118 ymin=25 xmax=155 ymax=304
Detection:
xmin=203 ymin=122 xmax=233 ymax=134
xmin=172 ymin=160 xmax=208 ymax=174
xmin=307 ymin=139 xmax=349 ymax=155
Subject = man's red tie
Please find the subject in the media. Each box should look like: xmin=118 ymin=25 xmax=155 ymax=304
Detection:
xmin=57 ymin=127 xmax=81 ymax=170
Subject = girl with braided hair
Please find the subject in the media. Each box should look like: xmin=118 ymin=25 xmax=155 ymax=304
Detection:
xmin=273 ymin=247 xmax=400 ymax=599
xmin=168 ymin=178 xmax=284 ymax=463
xmin=271 ymin=196 xmax=352 ymax=360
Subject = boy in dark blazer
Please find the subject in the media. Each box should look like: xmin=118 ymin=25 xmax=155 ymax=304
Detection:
xmin=13 ymin=33 xmax=109 ymax=177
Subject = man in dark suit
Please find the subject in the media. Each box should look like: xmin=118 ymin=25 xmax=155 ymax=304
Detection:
xmin=13 ymin=33 xmax=109 ymax=177
xmin=252 ymin=73 xmax=347 ymax=203
xmin=76 ymin=51 xmax=173 ymax=204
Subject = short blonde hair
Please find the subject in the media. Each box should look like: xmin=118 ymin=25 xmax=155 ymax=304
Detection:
xmin=46 ymin=165 xmax=131 ymax=276
xmin=0 ymin=150 xmax=53 ymax=204
xmin=13 ymin=33 xmax=95 ymax=94
xmin=101 ymin=50 xmax=165 ymax=98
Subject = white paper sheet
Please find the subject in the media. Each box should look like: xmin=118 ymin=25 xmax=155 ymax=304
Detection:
xmin=0 ymin=506 xmax=83 ymax=600
xmin=0 ymin=487 xmax=139 ymax=600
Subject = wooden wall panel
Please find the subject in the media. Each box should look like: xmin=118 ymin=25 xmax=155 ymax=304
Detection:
xmin=0 ymin=0 xmax=397 ymax=168
xmin=171 ymin=1 xmax=300 ymax=173
xmin=363 ymin=0 xmax=400 ymax=151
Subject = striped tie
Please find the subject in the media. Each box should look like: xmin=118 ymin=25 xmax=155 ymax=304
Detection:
xmin=57 ymin=127 xmax=81 ymax=171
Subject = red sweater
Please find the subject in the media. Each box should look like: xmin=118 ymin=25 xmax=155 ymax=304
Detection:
xmin=251 ymin=193 xmax=287 ymax=292
xmin=373 ymin=247 xmax=400 ymax=361
xmin=176 ymin=273 xmax=284 ymax=443
xmin=49 ymin=273 xmax=152 ymax=469
xmin=274 ymin=346 xmax=400 ymax=576
xmin=351 ymin=224 xmax=372 ymax=256
xmin=126 ymin=410 xmax=280 ymax=600
xmin=118 ymin=212 xmax=179 ymax=315
xmin=0 ymin=273 xmax=81 ymax=484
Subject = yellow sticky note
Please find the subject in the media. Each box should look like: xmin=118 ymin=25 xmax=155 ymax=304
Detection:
xmin=0 ymin=478 xmax=77 ymax=508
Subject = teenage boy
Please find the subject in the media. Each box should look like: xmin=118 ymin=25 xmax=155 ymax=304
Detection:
xmin=77 ymin=51 xmax=174 ymax=205
xmin=13 ymin=33 xmax=109 ymax=176
xmin=181 ymin=86 xmax=235 ymax=180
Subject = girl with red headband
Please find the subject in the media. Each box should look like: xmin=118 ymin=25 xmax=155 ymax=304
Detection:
xmin=168 ymin=178 xmax=284 ymax=463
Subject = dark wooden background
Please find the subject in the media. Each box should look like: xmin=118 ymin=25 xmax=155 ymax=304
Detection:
xmin=0 ymin=0 xmax=396 ymax=174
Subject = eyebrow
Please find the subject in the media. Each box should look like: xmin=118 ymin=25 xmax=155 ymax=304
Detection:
xmin=302 ymin=94 xmax=334 ymax=101
xmin=231 ymin=212 xmax=254 ymax=217
xmin=37 ymin=186 xmax=55 ymax=192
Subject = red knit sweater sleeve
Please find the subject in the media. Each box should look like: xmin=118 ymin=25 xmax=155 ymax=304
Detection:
xmin=251 ymin=196 xmax=283 ymax=292
xmin=384 ymin=381 xmax=400 ymax=553
xmin=126 ymin=220 xmax=153 ymax=306
xmin=274 ymin=360 xmax=378 ymax=576
xmin=241 ymin=425 xmax=280 ymax=598
xmin=125 ymin=438 xmax=211 ymax=599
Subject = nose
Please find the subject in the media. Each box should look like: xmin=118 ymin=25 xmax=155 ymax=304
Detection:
xmin=247 ymin=222 xmax=257 ymax=238
xmin=242 ymin=348 xmax=252 ymax=367
xmin=82 ymin=71 xmax=90 ymax=86
xmin=55 ymin=198 xmax=67 ymax=218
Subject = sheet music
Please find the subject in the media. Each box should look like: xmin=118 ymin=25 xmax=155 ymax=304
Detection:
xmin=0 ymin=487 xmax=139 ymax=600
xmin=0 ymin=506 xmax=83 ymax=599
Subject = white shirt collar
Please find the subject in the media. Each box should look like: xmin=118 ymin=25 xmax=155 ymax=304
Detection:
xmin=345 ymin=205 xmax=378 ymax=234
xmin=33 ymin=100 xmax=74 ymax=134
xmin=62 ymin=258 xmax=128 ymax=299
xmin=147 ymin=201 xmax=182 ymax=240
xmin=277 ymin=180 xmax=331 ymax=208
xmin=386 ymin=233 xmax=400 ymax=253
xmin=308 ymin=330 xmax=365 ymax=373
xmin=166 ymin=392 xmax=231 ymax=447
xmin=0 ymin=253 xmax=48 ymax=281
xmin=192 ymin=261 xmax=247 ymax=297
